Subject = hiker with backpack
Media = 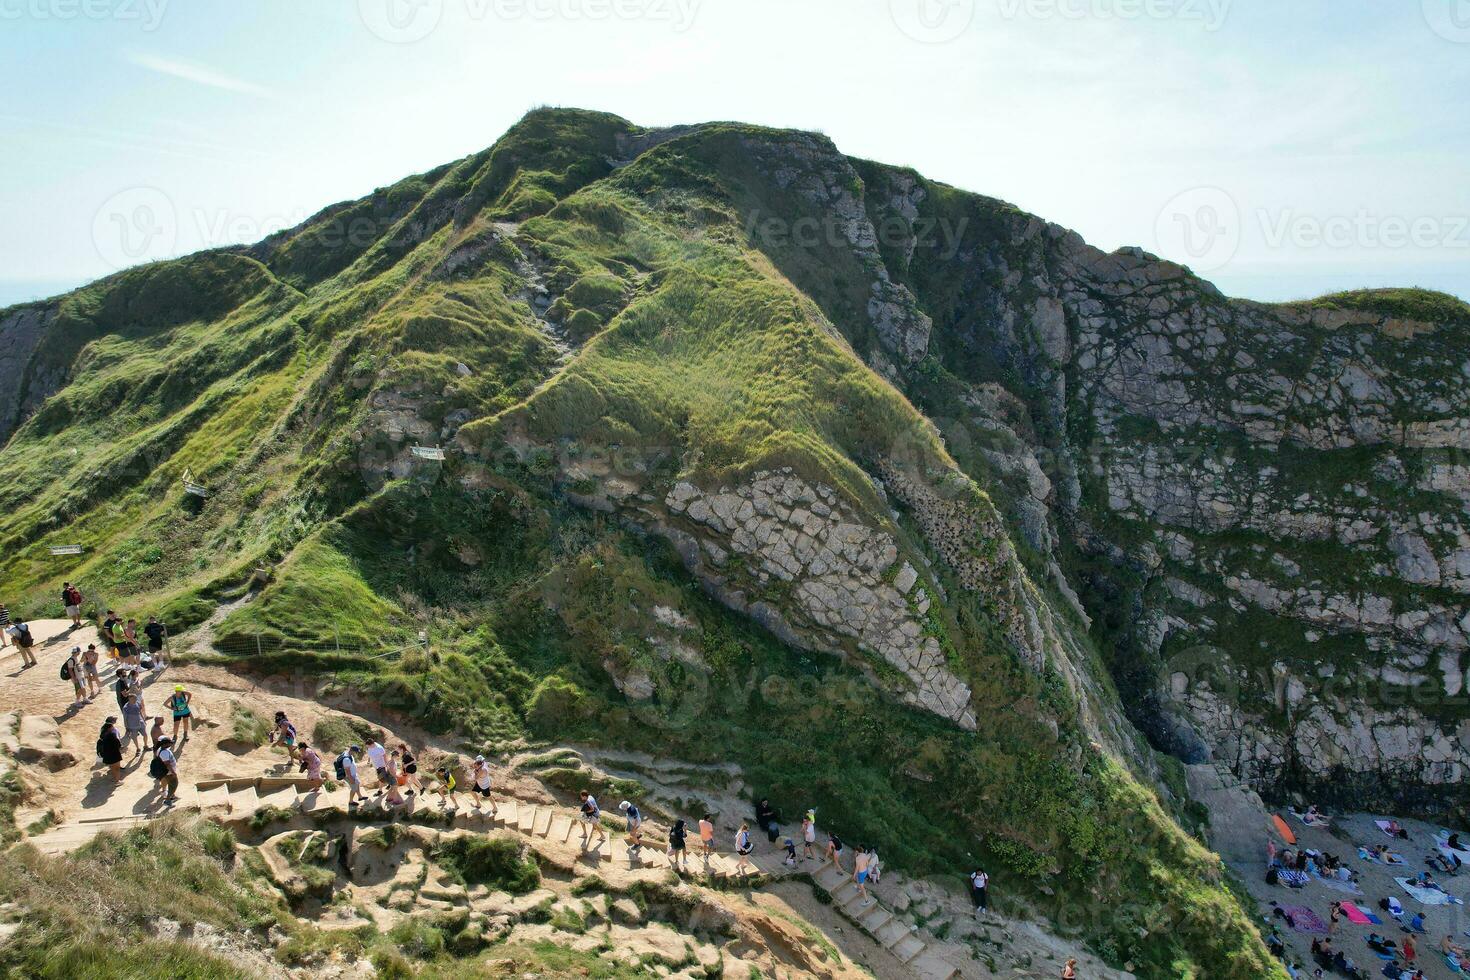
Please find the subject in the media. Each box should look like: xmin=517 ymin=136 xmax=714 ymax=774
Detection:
xmin=578 ymin=790 xmax=607 ymax=848
xmin=335 ymin=745 xmax=365 ymax=807
xmin=62 ymin=647 xmax=86 ymax=705
xmin=620 ymin=800 xmax=644 ymax=854
xmin=667 ymin=818 xmax=689 ymax=870
xmin=151 ymin=736 xmax=179 ymax=803
xmin=7 ymin=619 xmax=36 ymax=668
xmin=62 ymin=582 xmax=83 ymax=629
xmin=97 ymin=718 xmax=123 ymax=783
xmin=734 ymin=822 xmax=754 ymax=875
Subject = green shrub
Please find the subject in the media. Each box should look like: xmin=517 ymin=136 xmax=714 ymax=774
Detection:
xmin=430 ymin=834 xmax=540 ymax=894
xmin=198 ymin=823 xmax=237 ymax=860
xmin=312 ymin=715 xmax=383 ymax=754
xmin=387 ymin=918 xmax=446 ymax=960
xmin=228 ymin=704 xmax=270 ymax=748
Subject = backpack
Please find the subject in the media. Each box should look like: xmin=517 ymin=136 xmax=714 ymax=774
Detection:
xmin=148 ymin=754 xmax=167 ymax=779
xmin=16 ymin=625 xmax=32 ymax=649
xmin=60 ymin=661 xmax=71 ymax=681
xmin=333 ymin=754 xmax=347 ymax=781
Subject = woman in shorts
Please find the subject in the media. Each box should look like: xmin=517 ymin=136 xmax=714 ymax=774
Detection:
xmin=470 ymin=756 xmax=497 ymax=816
xmin=165 ymin=685 xmax=192 ymax=743
xmin=398 ymin=743 xmax=421 ymax=795
xmin=667 ymin=818 xmax=688 ymax=871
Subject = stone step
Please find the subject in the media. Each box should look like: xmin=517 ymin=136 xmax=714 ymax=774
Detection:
xmin=873 ymin=919 xmax=911 ymax=949
xmin=497 ymin=800 xmax=518 ymax=827
xmin=532 ymin=806 xmax=553 ymax=837
xmin=255 ymin=784 xmax=300 ymax=813
xmin=517 ymin=804 xmax=538 ymax=835
xmin=229 ymin=784 xmax=259 ymax=815
xmin=196 ymin=783 xmax=232 ymax=815
xmin=548 ymin=814 xmax=573 ymax=842
xmin=857 ymin=903 xmax=893 ymax=934
xmin=892 ymin=934 xmax=926 ymax=963
xmin=814 ymin=863 xmax=848 ymax=890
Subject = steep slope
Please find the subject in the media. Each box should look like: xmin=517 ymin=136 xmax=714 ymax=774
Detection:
xmin=0 ymin=107 xmax=1365 ymax=977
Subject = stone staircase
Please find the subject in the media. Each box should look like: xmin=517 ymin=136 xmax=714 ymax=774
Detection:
xmin=27 ymin=779 xmax=931 ymax=967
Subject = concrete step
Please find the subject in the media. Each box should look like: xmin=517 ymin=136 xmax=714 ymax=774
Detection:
xmin=517 ymin=804 xmax=538 ymax=835
xmin=255 ymin=785 xmax=300 ymax=813
xmin=857 ymin=904 xmax=893 ymax=934
xmin=532 ymin=806 xmax=553 ymax=837
xmin=814 ymin=863 xmax=848 ymax=890
xmin=548 ymin=814 xmax=573 ymax=842
xmin=874 ymin=919 xmax=910 ymax=949
xmin=228 ymin=785 xmax=259 ymax=815
xmin=892 ymin=934 xmax=926 ymax=964
xmin=197 ymin=783 xmax=232 ymax=814
xmin=496 ymin=800 xmax=518 ymax=827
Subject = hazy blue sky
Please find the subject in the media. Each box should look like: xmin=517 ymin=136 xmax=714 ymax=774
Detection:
xmin=2 ymin=0 xmax=1467 ymax=307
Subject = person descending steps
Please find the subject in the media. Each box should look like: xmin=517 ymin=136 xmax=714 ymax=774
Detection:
xmin=470 ymin=756 xmax=497 ymax=816
xmin=578 ymin=790 xmax=607 ymax=849
xmin=336 ymin=745 xmax=365 ymax=808
xmin=699 ymin=813 xmax=716 ymax=856
xmin=801 ymin=809 xmax=817 ymax=861
xmin=620 ymin=800 xmax=644 ymax=856
xmin=667 ymin=817 xmax=689 ymax=871
xmin=735 ymin=822 xmax=754 ymax=876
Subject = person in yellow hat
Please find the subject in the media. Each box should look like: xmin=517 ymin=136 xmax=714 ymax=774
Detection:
xmin=164 ymin=684 xmax=192 ymax=744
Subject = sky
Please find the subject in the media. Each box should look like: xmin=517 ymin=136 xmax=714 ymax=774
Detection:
xmin=2 ymin=0 xmax=1467 ymax=308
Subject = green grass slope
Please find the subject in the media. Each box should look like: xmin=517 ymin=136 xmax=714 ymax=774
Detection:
xmin=0 ymin=108 xmax=1282 ymax=978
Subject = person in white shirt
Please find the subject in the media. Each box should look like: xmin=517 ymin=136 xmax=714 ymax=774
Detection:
xmin=734 ymin=823 xmax=753 ymax=875
xmin=578 ymin=791 xmax=606 ymax=847
xmin=470 ymin=755 xmax=497 ymax=817
xmin=970 ymin=868 xmax=989 ymax=913
xmin=365 ymin=739 xmax=388 ymax=794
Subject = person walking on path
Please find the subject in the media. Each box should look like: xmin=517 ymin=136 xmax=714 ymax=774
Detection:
xmin=433 ymin=762 xmax=462 ymax=810
xmin=699 ymin=814 xmax=716 ymax=856
xmin=81 ymin=644 xmax=101 ymax=699
xmin=336 ymin=746 xmax=365 ymax=807
xmin=578 ymin=791 xmax=607 ymax=848
xmin=853 ymin=846 xmax=874 ymax=906
xmin=470 ymin=756 xmax=497 ymax=816
xmin=151 ymin=736 xmax=180 ymax=803
xmin=0 ymin=603 xmax=9 ymax=648
xmin=165 ymin=685 xmax=192 ymax=743
xmin=114 ymin=669 xmax=132 ymax=711
xmin=63 ymin=647 xmax=86 ymax=706
xmin=970 ymin=868 xmax=990 ymax=913
xmin=667 ymin=818 xmax=688 ymax=871
xmin=271 ymin=712 xmax=301 ymax=764
xmin=620 ymin=800 xmax=644 ymax=855
xmin=734 ymin=823 xmax=754 ymax=875
xmin=826 ymin=832 xmax=846 ymax=873
xmin=365 ymin=739 xmax=389 ymax=794
xmin=755 ymin=798 xmax=780 ymax=843
xmin=7 ymin=620 xmax=36 ymax=668
xmin=801 ymin=810 xmax=817 ymax=861
xmin=121 ymin=692 xmax=147 ymax=756
xmin=299 ymin=742 xmax=323 ymax=792
xmin=398 ymin=744 xmax=421 ymax=795
xmin=97 ymin=718 xmax=123 ymax=783
xmin=143 ymin=616 xmax=166 ymax=670
xmin=62 ymin=583 xmax=83 ymax=629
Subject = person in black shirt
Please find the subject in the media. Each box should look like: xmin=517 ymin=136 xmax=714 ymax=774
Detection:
xmin=144 ymin=616 xmax=166 ymax=669
xmin=755 ymin=798 xmax=779 ymax=842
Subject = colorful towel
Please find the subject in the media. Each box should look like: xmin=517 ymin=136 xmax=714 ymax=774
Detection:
xmin=1340 ymin=902 xmax=1381 ymax=925
xmin=1397 ymin=876 xmax=1464 ymax=906
xmin=1277 ymin=868 xmax=1310 ymax=887
xmin=1278 ymin=904 xmax=1329 ymax=934
xmin=1311 ymin=872 xmax=1363 ymax=895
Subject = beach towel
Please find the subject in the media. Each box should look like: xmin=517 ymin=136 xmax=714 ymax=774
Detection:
xmin=1277 ymin=868 xmax=1310 ymax=887
xmin=1438 ymin=831 xmax=1470 ymax=862
xmin=1341 ymin=902 xmax=1381 ymax=925
xmin=1378 ymin=820 xmax=1406 ymax=839
xmin=1293 ymin=810 xmax=1330 ymax=827
xmin=1311 ymin=872 xmax=1363 ymax=895
xmin=1448 ymin=952 xmax=1466 ymax=975
xmin=1385 ymin=852 xmax=1407 ymax=865
xmin=1397 ymin=876 xmax=1463 ymax=906
xmin=1278 ymin=904 xmax=1329 ymax=934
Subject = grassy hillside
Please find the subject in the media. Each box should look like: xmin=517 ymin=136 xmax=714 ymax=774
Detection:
xmin=0 ymin=108 xmax=1283 ymax=978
